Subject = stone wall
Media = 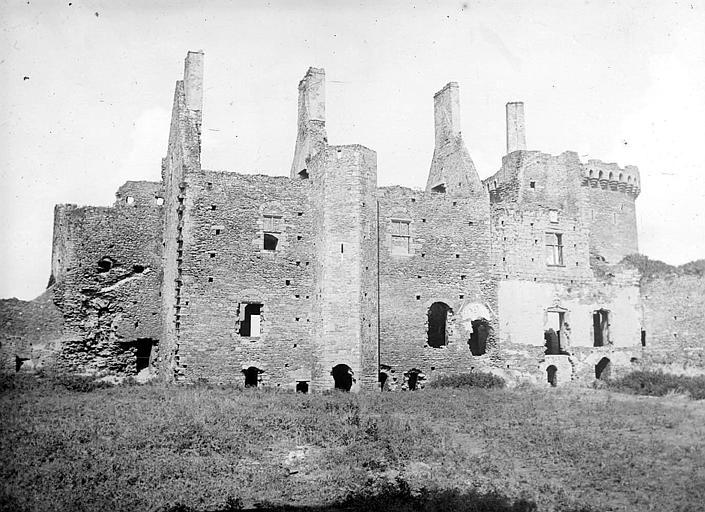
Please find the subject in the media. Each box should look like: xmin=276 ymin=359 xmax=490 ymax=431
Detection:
xmin=47 ymin=181 xmax=164 ymax=375
xmin=378 ymin=185 xmax=496 ymax=390
xmin=171 ymin=170 xmax=316 ymax=388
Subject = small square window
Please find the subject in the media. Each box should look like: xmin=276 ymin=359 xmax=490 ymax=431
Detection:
xmin=211 ymin=205 xmax=217 ymax=211
xmin=530 ymin=181 xmax=536 ymax=189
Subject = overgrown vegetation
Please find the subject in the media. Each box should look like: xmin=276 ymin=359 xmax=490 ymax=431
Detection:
xmin=621 ymin=253 xmax=705 ymax=283
xmin=603 ymin=370 xmax=705 ymax=400
xmin=1 ymin=378 xmax=703 ymax=511
xmin=428 ymin=371 xmax=506 ymax=389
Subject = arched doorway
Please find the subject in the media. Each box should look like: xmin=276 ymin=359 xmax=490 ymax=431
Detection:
xmin=546 ymin=365 xmax=558 ymax=387
xmin=331 ymin=364 xmax=353 ymax=391
xmin=428 ymin=302 xmax=452 ymax=348
xmin=595 ymin=357 xmax=612 ymax=380
xmin=243 ymin=366 xmax=260 ymax=388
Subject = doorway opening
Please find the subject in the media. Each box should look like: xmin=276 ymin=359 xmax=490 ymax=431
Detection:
xmin=595 ymin=357 xmax=612 ymax=380
xmin=593 ymin=309 xmax=610 ymax=346
xmin=331 ymin=364 xmax=353 ymax=391
xmin=428 ymin=302 xmax=452 ymax=348
xmin=243 ymin=366 xmax=261 ymax=388
xmin=546 ymin=365 xmax=558 ymax=387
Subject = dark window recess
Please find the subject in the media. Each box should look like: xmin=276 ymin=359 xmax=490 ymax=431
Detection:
xmin=595 ymin=357 xmax=612 ymax=380
xmin=134 ymin=339 xmax=156 ymax=372
xmin=243 ymin=366 xmax=260 ymax=388
xmin=547 ymin=365 xmax=558 ymax=387
xmin=239 ymin=303 xmax=262 ymax=337
xmin=530 ymin=181 xmax=536 ymax=189
xmin=431 ymin=184 xmax=446 ymax=193
xmin=264 ymin=233 xmax=279 ymax=251
xmin=298 ymin=169 xmax=309 ymax=179
xmin=132 ymin=264 xmax=145 ymax=273
xmin=296 ymin=381 xmax=309 ymax=393
xmin=332 ymin=364 xmax=353 ymax=391
xmin=97 ymin=257 xmax=115 ymax=273
xmin=406 ymin=368 xmax=423 ymax=391
xmin=427 ymin=302 xmax=452 ymax=348
xmin=469 ymin=318 xmax=491 ymax=356
xmin=544 ymin=311 xmax=566 ymax=355
xmin=641 ymin=329 xmax=646 ymax=347
xmin=593 ymin=309 xmax=610 ymax=347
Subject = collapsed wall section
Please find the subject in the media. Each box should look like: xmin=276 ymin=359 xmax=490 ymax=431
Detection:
xmin=47 ymin=181 xmax=164 ymax=375
xmin=168 ymin=170 xmax=316 ymax=388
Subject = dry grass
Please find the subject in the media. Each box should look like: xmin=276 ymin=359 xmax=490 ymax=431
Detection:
xmin=1 ymin=376 xmax=703 ymax=511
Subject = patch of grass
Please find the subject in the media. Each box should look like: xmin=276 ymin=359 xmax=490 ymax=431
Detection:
xmin=1 ymin=384 xmax=703 ymax=511
xmin=427 ymin=371 xmax=506 ymax=389
xmin=604 ymin=370 xmax=705 ymax=400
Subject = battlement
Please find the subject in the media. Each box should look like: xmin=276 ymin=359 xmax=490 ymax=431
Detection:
xmin=581 ymin=159 xmax=640 ymax=197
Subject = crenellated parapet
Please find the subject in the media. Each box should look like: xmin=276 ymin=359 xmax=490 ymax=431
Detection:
xmin=581 ymin=159 xmax=640 ymax=198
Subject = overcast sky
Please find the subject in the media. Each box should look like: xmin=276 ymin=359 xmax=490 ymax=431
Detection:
xmin=1 ymin=0 xmax=704 ymax=300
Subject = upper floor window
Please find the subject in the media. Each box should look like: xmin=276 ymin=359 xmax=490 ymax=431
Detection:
xmin=390 ymin=219 xmax=411 ymax=255
xmin=263 ymin=214 xmax=283 ymax=233
xmin=549 ymin=210 xmax=559 ymax=223
xmin=545 ymin=233 xmax=564 ymax=266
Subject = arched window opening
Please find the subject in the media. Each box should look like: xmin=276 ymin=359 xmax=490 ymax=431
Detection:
xmin=595 ymin=357 xmax=612 ymax=380
xmin=469 ymin=318 xmax=491 ymax=356
xmin=379 ymin=371 xmax=389 ymax=391
xmin=619 ymin=173 xmax=624 ymax=182
xmin=598 ymin=170 xmax=604 ymax=179
xmin=627 ymin=176 xmax=632 ymax=183
xmin=609 ymin=172 xmax=614 ymax=180
xmin=547 ymin=365 xmax=558 ymax=387
xmin=589 ymin=169 xmax=594 ymax=177
xmin=331 ymin=364 xmax=353 ymax=391
xmin=592 ymin=309 xmax=610 ymax=347
xmin=243 ymin=366 xmax=261 ymax=388
xmin=427 ymin=302 xmax=452 ymax=348
xmin=97 ymin=257 xmax=115 ymax=273
xmin=263 ymin=233 xmax=279 ymax=251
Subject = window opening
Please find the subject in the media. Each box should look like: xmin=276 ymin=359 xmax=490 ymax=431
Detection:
xmin=530 ymin=181 xmax=536 ymax=189
xmin=406 ymin=368 xmax=423 ymax=391
xmin=431 ymin=184 xmax=446 ymax=193
xmin=595 ymin=357 xmax=611 ymax=380
xmin=239 ymin=303 xmax=262 ymax=337
xmin=545 ymin=233 xmax=564 ymax=266
xmin=155 ymin=197 xmax=164 ymax=206
xmin=132 ymin=264 xmax=145 ymax=273
xmin=427 ymin=302 xmax=452 ymax=348
xmin=298 ymin=169 xmax=309 ymax=179
xmin=134 ymin=339 xmax=155 ymax=372
xmin=126 ymin=196 xmax=135 ymax=205
xmin=592 ymin=309 xmax=610 ymax=346
xmin=546 ymin=365 xmax=558 ymax=387
xmin=296 ymin=381 xmax=309 ymax=393
xmin=390 ymin=219 xmax=411 ymax=255
xmin=641 ymin=329 xmax=646 ymax=347
xmin=97 ymin=257 xmax=115 ymax=273
xmin=544 ymin=310 xmax=565 ymax=355
xmin=263 ymin=214 xmax=283 ymax=233
xmin=469 ymin=318 xmax=491 ymax=356
xmin=263 ymin=233 xmax=279 ymax=251
xmin=331 ymin=364 xmax=353 ymax=391
xmin=243 ymin=366 xmax=260 ymax=388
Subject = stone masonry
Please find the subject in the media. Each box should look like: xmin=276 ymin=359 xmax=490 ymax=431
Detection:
xmin=1 ymin=51 xmax=702 ymax=389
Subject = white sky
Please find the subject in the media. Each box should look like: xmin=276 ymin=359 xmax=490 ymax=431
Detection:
xmin=1 ymin=0 xmax=704 ymax=299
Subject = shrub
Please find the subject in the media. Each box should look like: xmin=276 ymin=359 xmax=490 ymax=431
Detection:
xmin=428 ymin=371 xmax=506 ymax=389
xmin=605 ymin=370 xmax=705 ymax=400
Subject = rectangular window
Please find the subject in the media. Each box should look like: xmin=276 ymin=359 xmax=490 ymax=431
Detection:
xmin=545 ymin=233 xmax=564 ymax=266
xmin=390 ymin=219 xmax=411 ymax=255
xmin=263 ymin=215 xmax=283 ymax=233
xmin=238 ymin=303 xmax=262 ymax=337
xmin=549 ymin=210 xmax=559 ymax=223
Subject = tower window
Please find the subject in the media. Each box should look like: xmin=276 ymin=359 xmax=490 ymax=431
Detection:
xmin=545 ymin=233 xmax=564 ymax=266
xmin=390 ymin=219 xmax=411 ymax=255
xmin=238 ymin=303 xmax=262 ymax=338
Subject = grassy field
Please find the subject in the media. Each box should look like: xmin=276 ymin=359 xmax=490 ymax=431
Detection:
xmin=1 ymin=378 xmax=704 ymax=512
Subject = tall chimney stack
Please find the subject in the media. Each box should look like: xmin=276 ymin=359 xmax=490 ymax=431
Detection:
xmin=434 ymin=82 xmax=461 ymax=147
xmin=506 ymin=102 xmax=526 ymax=153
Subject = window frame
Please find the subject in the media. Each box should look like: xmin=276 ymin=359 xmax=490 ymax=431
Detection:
xmin=390 ymin=218 xmax=411 ymax=255
xmin=545 ymin=232 xmax=564 ymax=267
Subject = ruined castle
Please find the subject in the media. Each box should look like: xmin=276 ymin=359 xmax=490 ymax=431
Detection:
xmin=3 ymin=51 xmax=702 ymax=390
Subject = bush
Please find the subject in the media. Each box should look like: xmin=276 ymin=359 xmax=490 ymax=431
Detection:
xmin=605 ymin=370 xmax=705 ymax=400
xmin=428 ymin=372 xmax=506 ymax=389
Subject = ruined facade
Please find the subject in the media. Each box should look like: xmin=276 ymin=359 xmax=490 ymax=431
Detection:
xmin=2 ymin=51 xmax=699 ymax=390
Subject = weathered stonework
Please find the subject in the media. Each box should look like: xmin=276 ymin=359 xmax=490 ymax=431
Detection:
xmin=1 ymin=51 xmax=701 ymax=390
